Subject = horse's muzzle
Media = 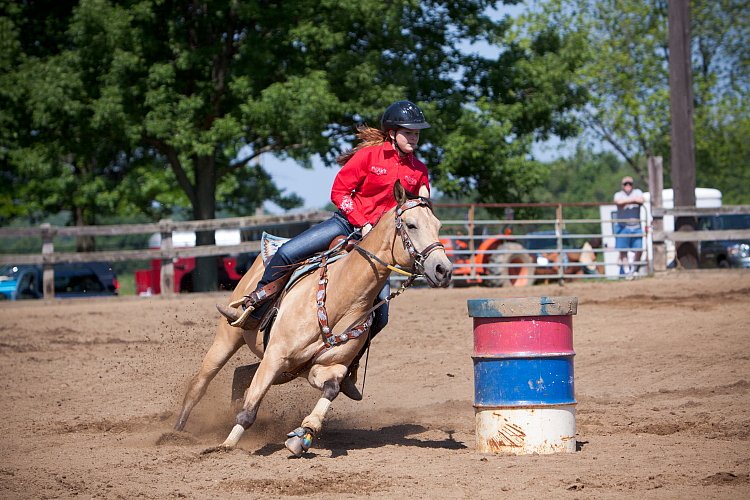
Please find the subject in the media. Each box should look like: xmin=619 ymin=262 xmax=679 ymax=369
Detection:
xmin=424 ymin=254 xmax=453 ymax=288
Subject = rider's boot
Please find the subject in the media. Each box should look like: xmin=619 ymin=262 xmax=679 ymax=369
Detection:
xmin=340 ymin=341 xmax=371 ymax=401
xmin=218 ymin=273 xmax=291 ymax=330
xmin=216 ymin=300 xmax=262 ymax=330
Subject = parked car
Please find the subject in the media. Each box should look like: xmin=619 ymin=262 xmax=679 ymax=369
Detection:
xmin=697 ymin=214 xmax=750 ymax=268
xmin=0 ymin=262 xmax=119 ymax=300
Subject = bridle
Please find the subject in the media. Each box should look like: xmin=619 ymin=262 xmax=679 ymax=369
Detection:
xmin=354 ymin=197 xmax=444 ymax=278
xmin=394 ymin=198 xmax=445 ymax=275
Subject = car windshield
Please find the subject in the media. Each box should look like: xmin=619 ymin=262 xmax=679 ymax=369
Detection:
xmin=718 ymin=214 xmax=750 ymax=230
xmin=0 ymin=265 xmax=22 ymax=279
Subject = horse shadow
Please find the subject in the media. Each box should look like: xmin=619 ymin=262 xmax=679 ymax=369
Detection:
xmin=252 ymin=423 xmax=467 ymax=458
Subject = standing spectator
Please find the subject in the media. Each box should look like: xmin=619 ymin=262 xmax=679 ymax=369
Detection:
xmin=613 ymin=176 xmax=645 ymax=278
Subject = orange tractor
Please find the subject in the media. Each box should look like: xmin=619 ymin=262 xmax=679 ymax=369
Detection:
xmin=439 ymin=231 xmax=536 ymax=287
xmin=440 ymin=229 xmax=593 ymax=287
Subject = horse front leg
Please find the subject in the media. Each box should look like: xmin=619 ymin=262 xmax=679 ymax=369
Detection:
xmin=220 ymin=350 xmax=290 ymax=449
xmin=174 ymin=322 xmax=246 ymax=431
xmin=285 ymin=367 xmax=345 ymax=457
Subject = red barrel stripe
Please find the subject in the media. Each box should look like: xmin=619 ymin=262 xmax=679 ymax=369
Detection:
xmin=473 ymin=315 xmax=573 ymax=356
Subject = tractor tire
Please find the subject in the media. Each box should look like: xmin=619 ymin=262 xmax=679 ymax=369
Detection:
xmin=484 ymin=242 xmax=536 ymax=287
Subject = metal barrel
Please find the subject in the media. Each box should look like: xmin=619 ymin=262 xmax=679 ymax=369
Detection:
xmin=467 ymin=296 xmax=578 ymax=455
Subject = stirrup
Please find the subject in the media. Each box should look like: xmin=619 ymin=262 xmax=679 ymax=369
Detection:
xmin=228 ymin=297 xmax=248 ymax=308
xmin=216 ymin=303 xmax=260 ymax=330
xmin=229 ymin=307 xmax=257 ymax=329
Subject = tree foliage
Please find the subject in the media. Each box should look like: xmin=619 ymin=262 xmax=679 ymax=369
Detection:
xmin=524 ymin=0 xmax=749 ymax=201
xmin=3 ymin=0 xmax=585 ymax=217
xmin=2 ymin=0 xmax=587 ymax=287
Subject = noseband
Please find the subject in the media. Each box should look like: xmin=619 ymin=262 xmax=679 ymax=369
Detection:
xmin=394 ymin=198 xmax=444 ymax=275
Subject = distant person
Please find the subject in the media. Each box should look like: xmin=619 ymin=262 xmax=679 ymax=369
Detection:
xmin=613 ymin=176 xmax=645 ymax=278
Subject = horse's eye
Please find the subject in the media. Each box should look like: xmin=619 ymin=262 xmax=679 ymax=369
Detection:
xmin=406 ymin=222 xmax=418 ymax=230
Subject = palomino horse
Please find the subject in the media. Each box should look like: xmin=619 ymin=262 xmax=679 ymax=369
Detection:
xmin=173 ymin=182 xmax=452 ymax=456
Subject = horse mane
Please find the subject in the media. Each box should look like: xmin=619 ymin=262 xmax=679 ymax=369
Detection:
xmin=336 ymin=125 xmax=387 ymax=166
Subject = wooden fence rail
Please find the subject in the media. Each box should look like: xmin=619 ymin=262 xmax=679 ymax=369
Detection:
xmin=651 ymin=206 xmax=750 ymax=243
xmin=651 ymin=206 xmax=750 ymax=270
xmin=4 ymin=203 xmax=748 ymax=299
xmin=0 ymin=211 xmax=330 ymax=298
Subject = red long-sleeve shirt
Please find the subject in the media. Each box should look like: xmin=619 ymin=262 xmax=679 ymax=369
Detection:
xmin=331 ymin=141 xmax=430 ymax=227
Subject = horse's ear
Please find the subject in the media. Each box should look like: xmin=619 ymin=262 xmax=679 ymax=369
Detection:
xmin=418 ymin=184 xmax=429 ymax=199
xmin=393 ymin=180 xmax=407 ymax=205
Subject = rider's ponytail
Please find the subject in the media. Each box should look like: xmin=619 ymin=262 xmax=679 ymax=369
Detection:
xmin=336 ymin=125 xmax=387 ymax=166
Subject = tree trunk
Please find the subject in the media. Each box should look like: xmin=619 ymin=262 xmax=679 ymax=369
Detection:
xmin=668 ymin=0 xmax=698 ymax=268
xmin=74 ymin=205 xmax=96 ymax=253
xmin=192 ymin=155 xmax=218 ymax=292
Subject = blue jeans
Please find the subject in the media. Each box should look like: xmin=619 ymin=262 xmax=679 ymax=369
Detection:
xmin=253 ymin=212 xmax=389 ymax=336
xmin=614 ymin=224 xmax=643 ymax=250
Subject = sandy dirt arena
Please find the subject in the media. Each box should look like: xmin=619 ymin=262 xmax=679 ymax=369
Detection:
xmin=1 ymin=270 xmax=749 ymax=499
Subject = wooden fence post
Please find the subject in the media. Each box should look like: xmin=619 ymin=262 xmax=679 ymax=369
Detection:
xmin=648 ymin=156 xmax=666 ymax=272
xmin=40 ymin=223 xmax=55 ymax=299
xmin=555 ymin=204 xmax=565 ymax=285
xmin=468 ymin=204 xmax=476 ymax=280
xmin=159 ymin=219 xmax=175 ymax=296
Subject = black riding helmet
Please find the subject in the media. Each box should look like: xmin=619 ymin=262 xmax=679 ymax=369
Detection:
xmin=381 ymin=100 xmax=430 ymax=133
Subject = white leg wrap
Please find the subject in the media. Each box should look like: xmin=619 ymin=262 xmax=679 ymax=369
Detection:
xmin=301 ymin=398 xmax=331 ymax=434
xmin=222 ymin=424 xmax=245 ymax=447
xmin=314 ymin=397 xmax=331 ymax=415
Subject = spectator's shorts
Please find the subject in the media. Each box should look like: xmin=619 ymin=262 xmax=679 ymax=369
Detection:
xmin=615 ymin=224 xmax=643 ymax=250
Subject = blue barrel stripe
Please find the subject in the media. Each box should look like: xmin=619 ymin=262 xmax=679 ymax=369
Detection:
xmin=473 ymin=356 xmax=576 ymax=406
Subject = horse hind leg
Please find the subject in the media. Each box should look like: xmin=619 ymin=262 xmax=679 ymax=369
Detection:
xmin=285 ymin=379 xmax=341 ymax=457
xmin=174 ymin=323 xmax=245 ymax=432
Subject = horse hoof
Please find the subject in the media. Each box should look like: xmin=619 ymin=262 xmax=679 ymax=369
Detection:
xmin=284 ymin=435 xmax=307 ymax=457
xmin=340 ymin=376 xmax=363 ymax=401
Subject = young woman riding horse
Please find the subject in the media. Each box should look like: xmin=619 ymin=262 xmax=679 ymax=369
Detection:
xmin=173 ymin=101 xmax=452 ymax=456
xmin=217 ymin=100 xmax=434 ymax=399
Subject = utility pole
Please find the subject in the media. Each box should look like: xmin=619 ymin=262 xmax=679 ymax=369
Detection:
xmin=668 ymin=0 xmax=698 ymax=268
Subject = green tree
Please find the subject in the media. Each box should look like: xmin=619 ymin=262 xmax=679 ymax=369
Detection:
xmin=525 ymin=0 xmax=749 ymax=199
xmin=2 ymin=0 xmax=586 ymax=290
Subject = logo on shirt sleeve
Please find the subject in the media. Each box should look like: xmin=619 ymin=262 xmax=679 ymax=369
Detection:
xmin=404 ymin=175 xmax=417 ymax=186
xmin=370 ymin=165 xmax=388 ymax=176
xmin=338 ymin=197 xmax=355 ymax=214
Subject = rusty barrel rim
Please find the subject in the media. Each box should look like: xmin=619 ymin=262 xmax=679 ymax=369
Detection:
xmin=467 ymin=296 xmax=578 ymax=318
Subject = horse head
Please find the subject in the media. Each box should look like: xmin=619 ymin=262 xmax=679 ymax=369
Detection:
xmin=391 ymin=181 xmax=452 ymax=287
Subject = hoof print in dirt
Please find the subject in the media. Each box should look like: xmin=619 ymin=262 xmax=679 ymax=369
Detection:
xmin=200 ymin=445 xmax=237 ymax=455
